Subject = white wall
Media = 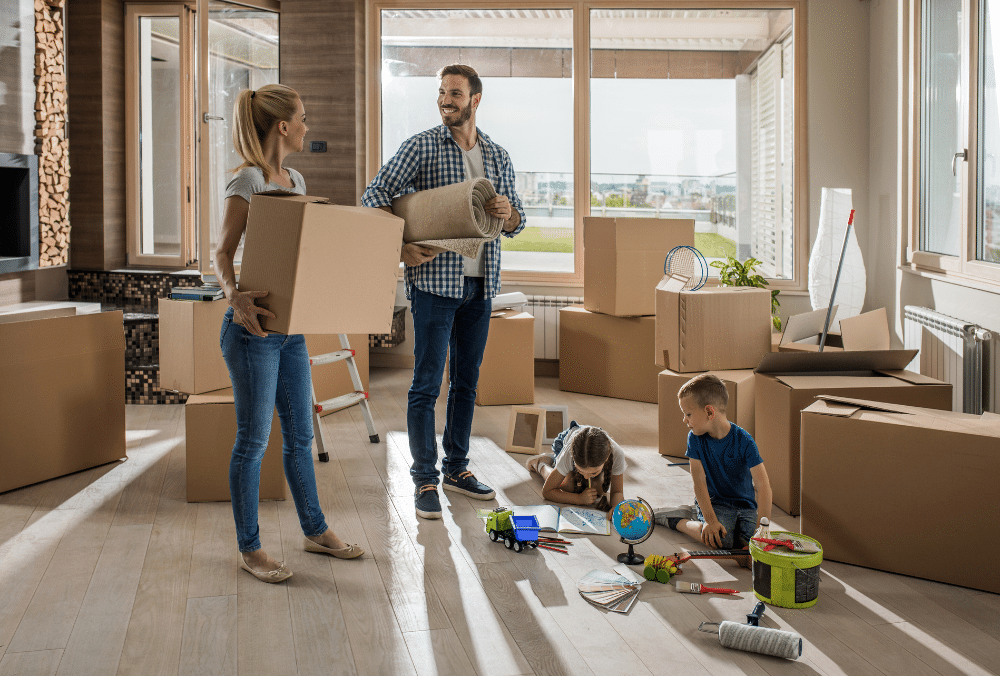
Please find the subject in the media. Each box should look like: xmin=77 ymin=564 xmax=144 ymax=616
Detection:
xmin=373 ymin=0 xmax=881 ymax=364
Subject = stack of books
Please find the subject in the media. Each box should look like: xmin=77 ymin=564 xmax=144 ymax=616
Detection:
xmin=577 ymin=570 xmax=641 ymax=613
xmin=169 ymin=286 xmax=224 ymax=301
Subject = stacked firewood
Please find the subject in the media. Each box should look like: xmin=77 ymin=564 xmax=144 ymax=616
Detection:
xmin=35 ymin=0 xmax=69 ymax=267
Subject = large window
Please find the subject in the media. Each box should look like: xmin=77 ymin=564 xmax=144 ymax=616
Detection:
xmin=370 ymin=2 xmax=805 ymax=286
xmin=911 ymin=0 xmax=1000 ymax=284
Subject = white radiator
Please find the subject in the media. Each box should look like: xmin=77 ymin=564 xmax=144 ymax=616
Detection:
xmin=903 ymin=306 xmax=994 ymax=414
xmin=524 ymin=295 xmax=583 ymax=360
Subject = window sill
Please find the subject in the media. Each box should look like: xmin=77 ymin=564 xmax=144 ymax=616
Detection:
xmin=900 ymin=264 xmax=1000 ymax=296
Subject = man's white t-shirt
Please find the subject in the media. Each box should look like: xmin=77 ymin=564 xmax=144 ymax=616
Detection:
xmin=460 ymin=141 xmax=487 ymax=278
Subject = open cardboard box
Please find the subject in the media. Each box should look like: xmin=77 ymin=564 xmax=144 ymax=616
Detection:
xmin=583 ymin=217 xmax=694 ymax=317
xmin=778 ymin=306 xmax=890 ymax=353
xmin=1 ymin=310 xmax=126 ymax=494
xmin=239 ymin=192 xmax=404 ymax=336
xmin=754 ymin=349 xmax=952 ymax=515
xmin=658 ymin=368 xmax=755 ymax=457
xmin=655 ymin=274 xmax=772 ymax=372
xmin=800 ymin=396 xmax=1000 ymax=593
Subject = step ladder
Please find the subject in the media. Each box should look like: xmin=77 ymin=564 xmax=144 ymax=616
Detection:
xmin=309 ymin=334 xmax=379 ymax=462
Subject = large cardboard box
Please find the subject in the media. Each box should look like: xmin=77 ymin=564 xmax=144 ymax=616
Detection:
xmin=800 ymin=396 xmax=1000 ymax=593
xmin=158 ymin=298 xmax=231 ymax=395
xmin=239 ymin=193 xmax=405 ymax=335
xmin=477 ymin=310 xmax=535 ymax=405
xmin=658 ymin=368 xmax=755 ymax=458
xmin=583 ymin=217 xmax=694 ymax=317
xmin=304 ymin=333 xmax=370 ymax=414
xmin=655 ymin=274 xmax=772 ymax=372
xmin=1 ymin=311 xmax=126 ymax=494
xmin=559 ymin=306 xmax=659 ymax=403
xmin=755 ymin=350 xmax=953 ymax=515
xmin=185 ymin=389 xmax=287 ymax=503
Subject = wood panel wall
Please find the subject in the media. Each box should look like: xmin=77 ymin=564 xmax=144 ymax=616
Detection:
xmin=280 ymin=0 xmax=366 ymax=205
xmin=66 ymin=0 xmax=126 ymax=271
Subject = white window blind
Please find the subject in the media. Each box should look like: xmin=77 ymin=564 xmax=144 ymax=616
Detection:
xmin=750 ymin=38 xmax=794 ymax=279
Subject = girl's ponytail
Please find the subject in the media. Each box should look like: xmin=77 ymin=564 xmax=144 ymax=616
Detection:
xmin=230 ymin=84 xmax=299 ymax=184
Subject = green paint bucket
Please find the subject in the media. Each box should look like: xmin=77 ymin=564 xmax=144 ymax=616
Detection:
xmin=750 ymin=531 xmax=823 ymax=609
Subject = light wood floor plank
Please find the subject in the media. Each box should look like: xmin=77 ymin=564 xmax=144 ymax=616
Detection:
xmin=188 ymin=502 xmax=239 ymax=599
xmin=0 ymin=649 xmax=63 ymax=676
xmin=55 ymin=523 xmax=152 ymax=676
xmin=235 ymin=562 xmax=297 ymax=676
xmin=402 ymin=628 xmax=482 ymax=676
xmin=178 ymin=596 xmax=237 ymax=676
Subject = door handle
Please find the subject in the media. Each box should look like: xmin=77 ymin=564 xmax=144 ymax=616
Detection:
xmin=953 ymin=150 xmax=967 ymax=176
xmin=203 ymin=113 xmax=224 ymax=123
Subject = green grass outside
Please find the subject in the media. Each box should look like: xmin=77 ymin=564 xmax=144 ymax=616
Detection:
xmin=500 ymin=226 xmax=737 ymax=259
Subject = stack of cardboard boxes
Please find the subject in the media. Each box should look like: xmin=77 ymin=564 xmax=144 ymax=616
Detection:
xmin=653 ymin=272 xmax=773 ymax=458
xmin=168 ymin=192 xmax=404 ymax=503
xmin=560 ymin=217 xmax=694 ymax=403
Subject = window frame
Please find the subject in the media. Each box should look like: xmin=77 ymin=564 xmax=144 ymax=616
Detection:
xmin=365 ymin=0 xmax=809 ymax=290
xmin=906 ymin=0 xmax=1000 ymax=287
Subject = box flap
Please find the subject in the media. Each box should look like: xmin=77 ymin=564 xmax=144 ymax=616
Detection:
xmin=656 ymin=273 xmax=688 ymax=294
xmin=772 ymin=375 xmax=903 ymax=390
xmin=812 ymin=395 xmax=982 ymax=420
xmin=754 ymin=349 xmax=919 ymax=375
xmin=984 ymin=411 xmax=1000 ymax=420
xmin=802 ymin=398 xmax=862 ymax=417
xmin=876 ymin=369 xmax=944 ymax=385
xmin=840 ymin=308 xmax=891 ymax=351
xmin=254 ymin=190 xmax=330 ymax=203
xmin=186 ymin=388 xmax=236 ymax=405
xmin=779 ymin=306 xmax=837 ymax=345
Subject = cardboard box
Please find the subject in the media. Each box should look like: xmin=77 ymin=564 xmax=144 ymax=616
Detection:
xmin=185 ymin=389 xmax=287 ymax=503
xmin=559 ymin=306 xmax=659 ymax=403
xmin=239 ymin=193 xmax=405 ymax=335
xmin=777 ymin=306 xmax=890 ymax=353
xmin=754 ymin=350 xmax=953 ymax=515
xmin=658 ymin=368 xmax=755 ymax=457
xmin=583 ymin=217 xmax=695 ymax=317
xmin=477 ymin=311 xmax=535 ymax=406
xmin=1 ymin=311 xmax=126 ymax=494
xmin=304 ymin=333 xmax=370 ymax=414
xmin=0 ymin=306 xmax=76 ymax=324
xmin=800 ymin=396 xmax=1000 ymax=593
xmin=655 ymin=274 xmax=772 ymax=372
xmin=158 ymin=298 xmax=232 ymax=395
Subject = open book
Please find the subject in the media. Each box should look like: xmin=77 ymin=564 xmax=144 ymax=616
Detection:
xmin=514 ymin=504 xmax=611 ymax=536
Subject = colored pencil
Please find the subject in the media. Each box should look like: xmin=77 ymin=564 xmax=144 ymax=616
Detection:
xmin=538 ymin=544 xmax=569 ymax=554
xmin=538 ymin=537 xmax=570 ymax=544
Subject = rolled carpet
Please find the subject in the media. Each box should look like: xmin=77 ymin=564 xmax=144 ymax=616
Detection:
xmin=391 ymin=178 xmax=506 ymax=259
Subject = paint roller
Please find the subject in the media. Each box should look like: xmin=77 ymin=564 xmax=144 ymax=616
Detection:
xmin=697 ymin=602 xmax=803 ymax=660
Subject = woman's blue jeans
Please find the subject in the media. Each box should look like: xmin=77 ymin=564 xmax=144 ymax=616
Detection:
xmin=220 ymin=308 xmax=328 ymax=553
xmin=407 ymin=278 xmax=491 ymax=488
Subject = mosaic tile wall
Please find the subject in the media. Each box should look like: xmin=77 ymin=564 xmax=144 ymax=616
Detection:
xmin=69 ymin=270 xmax=200 ymax=404
xmin=369 ymin=306 xmax=406 ymax=348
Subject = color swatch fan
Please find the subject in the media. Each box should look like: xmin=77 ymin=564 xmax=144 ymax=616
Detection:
xmin=577 ymin=570 xmax=641 ymax=614
xmin=664 ymin=246 xmax=709 ymax=290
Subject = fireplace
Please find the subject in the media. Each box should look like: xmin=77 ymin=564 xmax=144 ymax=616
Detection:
xmin=0 ymin=152 xmax=39 ymax=274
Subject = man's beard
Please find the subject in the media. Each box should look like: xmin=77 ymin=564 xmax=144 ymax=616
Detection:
xmin=442 ymin=100 xmax=473 ymax=127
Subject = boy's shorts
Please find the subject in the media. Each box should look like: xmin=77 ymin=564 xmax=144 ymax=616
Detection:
xmin=693 ymin=501 xmax=758 ymax=550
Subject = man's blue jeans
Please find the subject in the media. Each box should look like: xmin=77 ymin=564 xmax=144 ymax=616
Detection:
xmin=220 ymin=308 xmax=328 ymax=553
xmin=407 ymin=278 xmax=491 ymax=488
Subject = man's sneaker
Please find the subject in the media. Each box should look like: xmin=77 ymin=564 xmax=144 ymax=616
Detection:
xmin=442 ymin=471 xmax=496 ymax=500
xmin=652 ymin=505 xmax=695 ymax=529
xmin=415 ymin=485 xmax=442 ymax=520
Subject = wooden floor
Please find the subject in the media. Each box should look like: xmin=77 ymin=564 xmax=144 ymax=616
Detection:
xmin=1 ymin=368 xmax=998 ymax=676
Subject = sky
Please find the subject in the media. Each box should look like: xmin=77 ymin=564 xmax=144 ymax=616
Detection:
xmin=380 ymin=75 xmax=737 ymax=178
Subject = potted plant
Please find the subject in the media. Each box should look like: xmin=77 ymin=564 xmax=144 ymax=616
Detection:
xmin=709 ymin=255 xmax=782 ymax=331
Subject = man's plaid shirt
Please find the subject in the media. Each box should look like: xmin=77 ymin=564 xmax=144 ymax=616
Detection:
xmin=361 ymin=125 xmax=526 ymax=300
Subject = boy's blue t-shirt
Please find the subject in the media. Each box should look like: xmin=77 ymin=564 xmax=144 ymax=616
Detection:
xmin=685 ymin=424 xmax=763 ymax=510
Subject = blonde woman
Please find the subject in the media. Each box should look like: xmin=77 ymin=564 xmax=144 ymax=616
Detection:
xmin=214 ymin=84 xmax=363 ymax=583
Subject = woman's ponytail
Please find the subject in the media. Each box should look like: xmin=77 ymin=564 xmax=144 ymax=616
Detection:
xmin=230 ymin=84 xmax=299 ymax=183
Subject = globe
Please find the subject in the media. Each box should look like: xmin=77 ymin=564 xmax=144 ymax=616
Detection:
xmin=612 ymin=497 xmax=654 ymax=564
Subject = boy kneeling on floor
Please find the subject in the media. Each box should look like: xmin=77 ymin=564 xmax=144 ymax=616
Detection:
xmin=654 ymin=374 xmax=773 ymax=557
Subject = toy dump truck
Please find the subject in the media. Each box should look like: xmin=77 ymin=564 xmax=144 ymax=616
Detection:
xmin=485 ymin=507 xmax=540 ymax=553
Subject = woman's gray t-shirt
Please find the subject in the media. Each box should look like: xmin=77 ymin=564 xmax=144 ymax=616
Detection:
xmin=225 ymin=165 xmax=306 ymax=202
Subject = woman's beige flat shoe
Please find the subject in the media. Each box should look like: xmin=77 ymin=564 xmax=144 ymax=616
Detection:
xmin=303 ymin=537 xmax=364 ymax=559
xmin=239 ymin=552 xmax=293 ymax=583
